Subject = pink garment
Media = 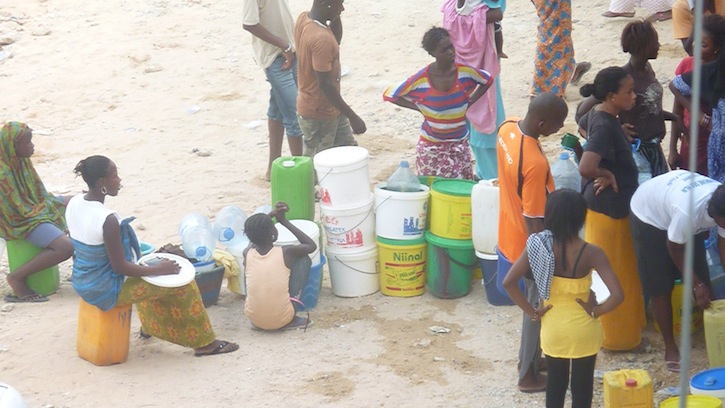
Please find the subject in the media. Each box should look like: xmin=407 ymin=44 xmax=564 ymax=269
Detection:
xmin=442 ymin=0 xmax=500 ymax=134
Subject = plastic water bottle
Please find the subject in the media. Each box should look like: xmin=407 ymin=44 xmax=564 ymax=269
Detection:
xmin=386 ymin=161 xmax=421 ymax=192
xmin=631 ymin=140 xmax=652 ymax=185
xmin=253 ymin=205 xmax=273 ymax=215
xmin=551 ymin=152 xmax=581 ymax=191
xmin=179 ymin=213 xmax=215 ymax=262
xmin=213 ymin=205 xmax=248 ymax=247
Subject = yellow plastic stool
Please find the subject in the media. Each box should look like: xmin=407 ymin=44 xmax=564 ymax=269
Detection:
xmin=77 ymin=299 xmax=132 ymax=366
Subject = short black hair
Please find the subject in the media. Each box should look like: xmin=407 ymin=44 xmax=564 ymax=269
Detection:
xmin=73 ymin=155 xmax=112 ymax=189
xmin=579 ymin=66 xmax=630 ymax=101
xmin=244 ymin=213 xmax=275 ymax=245
xmin=544 ymin=189 xmax=587 ymax=242
xmin=708 ymin=185 xmax=725 ymax=219
xmin=422 ymin=27 xmax=449 ymax=54
xmin=621 ymin=20 xmax=658 ymax=56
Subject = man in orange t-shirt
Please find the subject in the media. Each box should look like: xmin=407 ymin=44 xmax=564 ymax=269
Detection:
xmin=496 ymin=93 xmax=567 ymax=393
xmin=294 ymin=0 xmax=366 ymax=157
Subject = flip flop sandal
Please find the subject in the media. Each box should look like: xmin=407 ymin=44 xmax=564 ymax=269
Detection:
xmin=4 ymin=293 xmax=49 ymax=303
xmin=665 ymin=360 xmax=681 ymax=373
xmin=194 ymin=340 xmax=239 ymax=357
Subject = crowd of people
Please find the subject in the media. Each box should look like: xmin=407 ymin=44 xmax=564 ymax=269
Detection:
xmin=3 ymin=0 xmax=725 ymax=406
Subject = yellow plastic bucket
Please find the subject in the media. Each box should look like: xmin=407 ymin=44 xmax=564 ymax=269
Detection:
xmin=377 ymin=236 xmax=426 ymax=297
xmin=655 ymin=279 xmax=703 ymax=336
xmin=430 ymin=179 xmax=475 ymax=240
xmin=705 ymin=300 xmax=725 ymax=368
xmin=660 ymin=395 xmax=722 ymax=408
xmin=602 ymin=369 xmax=653 ymax=408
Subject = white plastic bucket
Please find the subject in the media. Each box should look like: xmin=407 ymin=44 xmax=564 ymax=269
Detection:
xmin=314 ymin=146 xmax=370 ymax=207
xmin=471 ymin=179 xmax=499 ymax=254
xmin=274 ymin=219 xmax=321 ymax=265
xmin=321 ymin=194 xmax=375 ymax=249
xmin=326 ymin=246 xmax=379 ymax=297
xmin=374 ymin=183 xmax=429 ymax=240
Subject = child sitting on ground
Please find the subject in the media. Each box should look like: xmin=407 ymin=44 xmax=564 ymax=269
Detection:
xmin=243 ymin=202 xmax=317 ymax=330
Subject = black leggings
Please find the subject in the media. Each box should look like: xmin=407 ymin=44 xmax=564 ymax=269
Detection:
xmin=545 ymin=354 xmax=597 ymax=408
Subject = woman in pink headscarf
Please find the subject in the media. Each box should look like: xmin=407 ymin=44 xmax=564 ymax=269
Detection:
xmin=442 ymin=0 xmax=505 ymax=180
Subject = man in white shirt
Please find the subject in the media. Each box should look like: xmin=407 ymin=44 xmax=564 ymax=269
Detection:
xmin=242 ymin=0 xmax=303 ymax=180
xmin=630 ymin=170 xmax=725 ymax=372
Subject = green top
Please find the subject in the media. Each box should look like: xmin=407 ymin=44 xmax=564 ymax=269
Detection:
xmin=425 ymin=231 xmax=473 ymax=249
xmin=377 ymin=236 xmax=426 ymax=246
xmin=431 ymin=179 xmax=476 ymax=197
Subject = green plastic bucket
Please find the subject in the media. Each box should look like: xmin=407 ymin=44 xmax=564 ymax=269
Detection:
xmin=425 ymin=231 xmax=475 ymax=299
xmin=7 ymin=239 xmax=60 ymax=296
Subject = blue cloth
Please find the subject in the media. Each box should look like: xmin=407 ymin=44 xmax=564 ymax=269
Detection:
xmin=470 ymin=76 xmax=505 ymax=180
xmin=265 ymin=55 xmax=302 ymax=137
xmin=71 ymin=217 xmax=140 ymax=311
xmin=483 ymin=0 xmax=506 ymax=11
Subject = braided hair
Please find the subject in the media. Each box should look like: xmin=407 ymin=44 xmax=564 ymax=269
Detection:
xmin=244 ymin=213 xmax=275 ymax=246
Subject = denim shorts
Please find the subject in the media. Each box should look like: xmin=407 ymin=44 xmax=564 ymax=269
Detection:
xmin=264 ymin=55 xmax=302 ymax=137
xmin=26 ymin=222 xmax=65 ymax=248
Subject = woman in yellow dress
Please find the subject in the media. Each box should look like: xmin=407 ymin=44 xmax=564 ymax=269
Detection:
xmin=503 ymin=189 xmax=624 ymax=408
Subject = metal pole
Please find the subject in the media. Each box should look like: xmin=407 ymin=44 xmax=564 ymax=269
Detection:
xmin=678 ymin=0 xmax=704 ymax=406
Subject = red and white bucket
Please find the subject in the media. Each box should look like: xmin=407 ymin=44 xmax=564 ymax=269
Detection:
xmin=321 ymin=194 xmax=375 ymax=249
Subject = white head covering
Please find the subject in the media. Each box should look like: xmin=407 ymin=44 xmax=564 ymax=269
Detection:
xmin=456 ymin=0 xmax=483 ymax=15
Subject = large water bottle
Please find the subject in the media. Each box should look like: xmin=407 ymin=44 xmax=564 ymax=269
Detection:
xmin=213 ymin=205 xmax=248 ymax=247
xmin=386 ymin=160 xmax=421 ymax=192
xmin=551 ymin=152 xmax=581 ymax=191
xmin=179 ymin=213 xmax=215 ymax=262
xmin=631 ymin=140 xmax=652 ymax=185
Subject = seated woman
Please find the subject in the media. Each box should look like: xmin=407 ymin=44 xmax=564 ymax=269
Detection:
xmin=0 ymin=122 xmax=74 ymax=303
xmin=383 ymin=27 xmax=492 ymax=179
xmin=243 ymin=202 xmax=316 ymax=330
xmin=66 ymin=155 xmax=238 ymax=357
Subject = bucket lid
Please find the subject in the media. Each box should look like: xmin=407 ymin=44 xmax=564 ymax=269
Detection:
xmin=475 ymin=250 xmax=497 ymax=260
xmin=692 ymin=368 xmax=725 ymax=392
xmin=377 ymin=236 xmax=426 ymax=246
xmin=425 ymin=231 xmax=474 ymax=249
xmin=313 ymin=146 xmax=368 ymax=167
xmin=431 ymin=179 xmax=476 ymax=196
xmin=275 ymin=220 xmax=319 ymax=244
xmin=661 ymin=395 xmax=723 ymax=407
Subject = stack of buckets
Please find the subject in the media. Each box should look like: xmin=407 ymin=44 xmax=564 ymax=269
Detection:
xmin=426 ymin=179 xmax=478 ymax=299
xmin=313 ymin=147 xmax=379 ymax=297
xmin=270 ymin=156 xmax=326 ymax=310
xmin=374 ymin=179 xmax=430 ymax=297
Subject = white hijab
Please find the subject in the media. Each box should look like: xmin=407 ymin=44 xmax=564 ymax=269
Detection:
xmin=456 ymin=0 xmax=483 ymax=15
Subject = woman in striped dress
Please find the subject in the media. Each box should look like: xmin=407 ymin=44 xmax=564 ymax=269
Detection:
xmin=383 ymin=27 xmax=492 ymax=179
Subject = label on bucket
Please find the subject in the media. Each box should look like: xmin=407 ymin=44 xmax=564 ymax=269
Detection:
xmin=320 ymin=188 xmax=332 ymax=206
xmin=380 ymin=244 xmax=426 ymax=297
xmin=323 ymin=218 xmax=366 ymax=248
xmin=403 ymin=213 xmax=426 ymax=236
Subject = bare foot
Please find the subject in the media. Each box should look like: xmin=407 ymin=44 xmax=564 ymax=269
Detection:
xmin=570 ymin=62 xmax=592 ymax=86
xmin=647 ymin=10 xmax=672 ymax=22
xmin=6 ymin=274 xmax=34 ymax=299
xmin=498 ymin=51 xmax=508 ymax=59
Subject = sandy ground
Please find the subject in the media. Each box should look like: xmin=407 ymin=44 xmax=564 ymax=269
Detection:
xmin=0 ymin=0 xmax=713 ymax=406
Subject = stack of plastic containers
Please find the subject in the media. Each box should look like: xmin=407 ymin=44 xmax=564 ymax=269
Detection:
xmin=374 ymin=161 xmax=429 ymax=297
xmin=471 ymin=179 xmax=516 ymax=305
xmin=426 ymin=179 xmax=477 ymax=299
xmin=314 ymin=146 xmax=379 ymax=297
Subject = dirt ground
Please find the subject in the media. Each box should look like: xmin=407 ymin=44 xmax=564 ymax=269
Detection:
xmin=0 ymin=0 xmax=713 ymax=406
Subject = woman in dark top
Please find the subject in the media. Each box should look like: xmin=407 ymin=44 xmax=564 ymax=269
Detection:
xmin=619 ymin=20 xmax=676 ymax=176
xmin=578 ymin=67 xmax=646 ymax=352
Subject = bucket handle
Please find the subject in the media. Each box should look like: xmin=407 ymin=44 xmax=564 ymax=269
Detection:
xmin=317 ymin=167 xmax=333 ymax=185
xmin=324 ymin=204 xmax=375 ymax=236
xmin=374 ymin=195 xmax=392 ymax=212
xmin=439 ymin=247 xmax=478 ymax=270
xmin=331 ymin=255 xmax=379 ymax=275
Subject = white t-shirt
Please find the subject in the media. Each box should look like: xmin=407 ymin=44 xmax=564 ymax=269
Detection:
xmin=66 ymin=195 xmax=119 ymax=245
xmin=630 ymin=170 xmax=725 ymax=244
xmin=242 ymin=0 xmax=296 ymax=69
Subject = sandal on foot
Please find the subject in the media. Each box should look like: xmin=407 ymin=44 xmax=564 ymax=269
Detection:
xmin=194 ymin=340 xmax=239 ymax=357
xmin=665 ymin=360 xmax=681 ymax=373
xmin=281 ymin=315 xmax=312 ymax=331
xmin=139 ymin=329 xmax=151 ymax=339
xmin=4 ymin=293 xmax=48 ymax=303
xmin=570 ymin=62 xmax=592 ymax=86
xmin=602 ymin=11 xmax=635 ymax=18
xmin=518 ymin=382 xmax=547 ymax=393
